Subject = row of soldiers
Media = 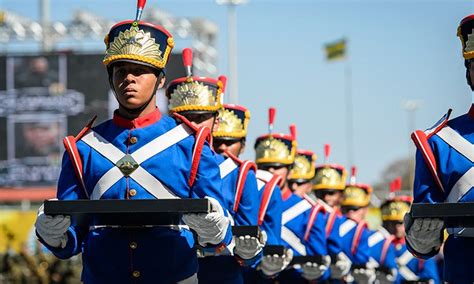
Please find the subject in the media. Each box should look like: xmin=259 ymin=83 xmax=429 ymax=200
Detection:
xmin=31 ymin=1 xmax=458 ymax=283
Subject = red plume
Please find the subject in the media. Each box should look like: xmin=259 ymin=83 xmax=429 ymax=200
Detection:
xmin=394 ymin=176 xmax=402 ymax=191
xmin=390 ymin=177 xmax=402 ymax=193
xmin=324 ymin=144 xmax=331 ymax=163
xmin=289 ymin=124 xmax=297 ymax=140
xmin=218 ymin=75 xmax=227 ymax=93
xmin=268 ymin=107 xmax=276 ymax=133
xmin=182 ymin=48 xmax=193 ymax=77
xmin=135 ymin=0 xmax=146 ymax=21
xmin=350 ymin=166 xmax=357 ymax=184
xmin=137 ymin=0 xmax=146 ymax=9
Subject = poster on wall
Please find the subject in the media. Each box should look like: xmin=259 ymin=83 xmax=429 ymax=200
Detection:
xmin=0 ymin=53 xmax=185 ymax=187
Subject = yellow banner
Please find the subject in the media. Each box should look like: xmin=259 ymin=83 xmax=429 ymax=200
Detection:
xmin=365 ymin=207 xmax=382 ymax=230
xmin=0 ymin=211 xmax=37 ymax=253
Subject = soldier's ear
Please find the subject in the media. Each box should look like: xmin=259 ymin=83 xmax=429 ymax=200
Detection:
xmin=157 ymin=71 xmax=166 ymax=89
xmin=239 ymin=142 xmax=246 ymax=155
xmin=467 ymin=69 xmax=474 ymax=91
xmin=465 ymin=60 xmax=474 ymax=91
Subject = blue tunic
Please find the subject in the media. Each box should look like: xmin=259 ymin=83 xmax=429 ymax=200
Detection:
xmin=367 ymin=229 xmax=397 ymax=279
xmin=278 ymin=190 xmax=328 ymax=283
xmin=198 ymin=154 xmax=261 ymax=284
xmin=411 ymin=107 xmax=474 ymax=283
xmin=394 ymin=240 xmax=440 ymax=284
xmin=39 ymin=111 xmax=232 ymax=284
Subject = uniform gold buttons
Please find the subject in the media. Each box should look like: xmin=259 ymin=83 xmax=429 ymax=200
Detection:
xmin=132 ymin=271 xmax=140 ymax=278
xmin=129 ymin=189 xmax=137 ymax=196
xmin=129 ymin=137 xmax=138 ymax=144
xmin=130 ymin=242 xmax=137 ymax=249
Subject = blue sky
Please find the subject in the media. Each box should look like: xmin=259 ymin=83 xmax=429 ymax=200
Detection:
xmin=1 ymin=0 xmax=473 ymax=185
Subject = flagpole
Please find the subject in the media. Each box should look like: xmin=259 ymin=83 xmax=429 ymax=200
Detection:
xmin=345 ymin=44 xmax=354 ymax=168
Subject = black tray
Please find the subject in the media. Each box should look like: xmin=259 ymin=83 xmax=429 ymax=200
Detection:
xmin=44 ymin=199 xmax=210 ymax=226
xmin=410 ymin=202 xmax=474 ymax=227
xmin=290 ymin=255 xmax=323 ymax=265
xmin=263 ymin=245 xmax=286 ymax=256
xmin=232 ymin=226 xmax=260 ymax=238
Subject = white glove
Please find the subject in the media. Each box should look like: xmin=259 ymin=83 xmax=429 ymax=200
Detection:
xmin=35 ymin=203 xmax=70 ymax=248
xmin=259 ymin=248 xmax=293 ymax=277
xmin=330 ymin=252 xmax=352 ymax=279
xmin=352 ymin=267 xmax=376 ymax=284
xmin=234 ymin=230 xmax=267 ymax=260
xmin=182 ymin=196 xmax=230 ymax=246
xmin=404 ymin=213 xmax=444 ymax=255
xmin=376 ymin=268 xmax=397 ymax=284
xmin=302 ymin=255 xmax=330 ymax=280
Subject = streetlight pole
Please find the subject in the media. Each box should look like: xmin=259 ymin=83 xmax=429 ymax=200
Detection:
xmin=216 ymin=0 xmax=247 ymax=104
xmin=40 ymin=0 xmax=52 ymax=52
xmin=402 ymin=100 xmax=422 ymax=190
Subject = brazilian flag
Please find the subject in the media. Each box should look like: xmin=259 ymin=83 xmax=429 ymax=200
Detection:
xmin=325 ymin=39 xmax=346 ymax=61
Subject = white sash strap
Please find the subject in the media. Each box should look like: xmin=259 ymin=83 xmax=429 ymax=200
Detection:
xmin=446 ymin=167 xmax=474 ymax=202
xmin=316 ymin=199 xmax=333 ymax=213
xmin=397 ymin=250 xmax=419 ymax=280
xmin=281 ymin=226 xmax=306 ymax=255
xmin=129 ymin=167 xmax=178 ymax=199
xmin=397 ymin=250 xmax=414 ymax=266
xmin=91 ymin=167 xmax=123 ymax=200
xmin=339 ymin=219 xmax=356 ymax=237
xmin=256 ymin=169 xmax=274 ymax=183
xmin=368 ymin=231 xmax=384 ymax=248
xmin=398 ymin=266 xmax=419 ymax=281
xmin=436 ymin=126 xmax=474 ymax=162
xmin=85 ymin=124 xmax=191 ymax=200
xmin=82 ymin=131 xmax=124 ymax=164
xmin=132 ymin=124 xmax=192 ymax=164
xmin=281 ymin=200 xmax=312 ymax=225
xmin=256 ymin=179 xmax=265 ymax=191
xmin=219 ymin=157 xmax=238 ymax=179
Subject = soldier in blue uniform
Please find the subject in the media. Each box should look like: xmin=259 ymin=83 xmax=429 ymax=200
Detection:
xmin=340 ymin=171 xmax=384 ymax=283
xmin=287 ymin=139 xmax=346 ymax=282
xmin=255 ymin=109 xmax=329 ymax=283
xmin=383 ymin=196 xmax=439 ymax=283
xmin=311 ymin=145 xmax=352 ymax=281
xmin=213 ymin=105 xmax=287 ymax=281
xmin=167 ymin=49 xmax=263 ymax=283
xmin=405 ymin=14 xmax=474 ymax=284
xmin=34 ymin=2 xmax=232 ymax=283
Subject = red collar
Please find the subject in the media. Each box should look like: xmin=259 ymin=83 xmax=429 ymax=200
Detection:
xmin=393 ymin=237 xmax=405 ymax=246
xmin=113 ymin=109 xmax=162 ymax=129
xmin=281 ymin=187 xmax=292 ymax=201
xmin=468 ymin=104 xmax=474 ymax=119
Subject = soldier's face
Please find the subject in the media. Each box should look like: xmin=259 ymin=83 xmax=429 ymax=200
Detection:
xmin=112 ymin=62 xmax=161 ymax=109
xmin=213 ymin=139 xmax=244 ymax=157
xmin=344 ymin=207 xmax=368 ymax=222
xmin=470 ymin=62 xmax=474 ymax=88
xmin=322 ymin=191 xmax=343 ymax=207
xmin=263 ymin=165 xmax=289 ymax=188
xmin=291 ymin=181 xmax=312 ymax=196
xmin=181 ymin=112 xmax=218 ymax=132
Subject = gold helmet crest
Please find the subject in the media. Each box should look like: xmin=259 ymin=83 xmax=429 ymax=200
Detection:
xmin=342 ymin=184 xmax=372 ymax=208
xmin=166 ymin=48 xmax=223 ymax=113
xmin=458 ymin=14 xmax=474 ymax=60
xmin=288 ymin=150 xmax=316 ymax=182
xmin=381 ymin=196 xmax=412 ymax=222
xmin=254 ymin=134 xmax=297 ymax=166
xmin=213 ymin=104 xmax=250 ymax=139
